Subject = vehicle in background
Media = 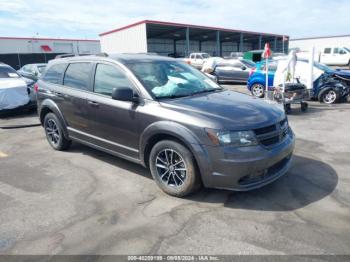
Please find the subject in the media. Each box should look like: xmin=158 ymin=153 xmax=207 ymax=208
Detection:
xmin=0 ymin=63 xmax=35 ymax=113
xmin=183 ymin=52 xmax=211 ymax=69
xmin=214 ymin=59 xmax=256 ymax=83
xmin=17 ymin=63 xmax=47 ymax=81
xmin=247 ymin=60 xmax=276 ymax=98
xmin=297 ymin=47 xmax=350 ymax=67
xmin=224 ymin=52 xmax=244 ymax=59
xmin=36 ymin=54 xmax=294 ymax=197
xmin=247 ymin=60 xmax=350 ymax=104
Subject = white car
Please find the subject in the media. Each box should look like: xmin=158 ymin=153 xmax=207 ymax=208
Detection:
xmin=183 ymin=52 xmax=211 ymax=69
xmin=0 ymin=63 xmax=32 ymax=111
xmin=297 ymin=47 xmax=350 ymax=67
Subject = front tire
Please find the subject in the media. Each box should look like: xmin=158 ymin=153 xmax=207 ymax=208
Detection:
xmin=251 ymin=83 xmax=265 ymax=98
xmin=321 ymin=89 xmax=338 ymax=104
xmin=149 ymin=140 xmax=201 ymax=197
xmin=44 ymin=113 xmax=71 ymax=151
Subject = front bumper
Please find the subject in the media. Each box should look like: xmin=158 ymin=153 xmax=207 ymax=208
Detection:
xmin=200 ymin=130 xmax=295 ymax=191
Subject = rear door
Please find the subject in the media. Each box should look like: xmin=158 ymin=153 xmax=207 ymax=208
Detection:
xmin=58 ymin=62 xmax=93 ymax=133
xmin=321 ymin=47 xmax=332 ymax=64
xmin=84 ymin=62 xmax=140 ymax=159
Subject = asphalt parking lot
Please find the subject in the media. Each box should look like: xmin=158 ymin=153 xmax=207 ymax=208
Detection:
xmin=0 ymin=84 xmax=349 ymax=255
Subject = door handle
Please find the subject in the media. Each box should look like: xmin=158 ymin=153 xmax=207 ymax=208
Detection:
xmin=88 ymin=100 xmax=99 ymax=107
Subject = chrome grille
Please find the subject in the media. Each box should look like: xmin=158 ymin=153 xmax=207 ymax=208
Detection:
xmin=253 ymin=118 xmax=289 ymax=147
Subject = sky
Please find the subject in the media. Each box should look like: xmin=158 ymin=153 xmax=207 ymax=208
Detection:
xmin=0 ymin=0 xmax=349 ymax=39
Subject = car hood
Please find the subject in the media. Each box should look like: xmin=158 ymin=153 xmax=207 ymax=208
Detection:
xmin=0 ymin=78 xmax=27 ymax=89
xmin=160 ymin=90 xmax=285 ymax=130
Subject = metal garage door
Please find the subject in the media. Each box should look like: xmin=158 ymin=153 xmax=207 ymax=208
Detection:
xmin=53 ymin=43 xmax=74 ymax=53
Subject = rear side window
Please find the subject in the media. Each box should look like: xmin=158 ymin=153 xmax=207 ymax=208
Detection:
xmin=94 ymin=63 xmax=134 ymax=96
xmin=63 ymin=63 xmax=92 ymax=91
xmin=42 ymin=63 xmax=67 ymax=84
xmin=324 ymin=48 xmax=331 ymax=54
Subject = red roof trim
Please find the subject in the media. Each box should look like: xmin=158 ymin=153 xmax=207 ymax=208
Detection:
xmin=0 ymin=36 xmax=99 ymax=42
xmin=41 ymin=45 xmax=52 ymax=52
xmin=99 ymin=20 xmax=286 ymax=38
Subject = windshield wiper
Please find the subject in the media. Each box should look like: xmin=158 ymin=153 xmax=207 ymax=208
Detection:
xmin=190 ymin=88 xmax=222 ymax=95
xmin=157 ymin=93 xmax=192 ymax=99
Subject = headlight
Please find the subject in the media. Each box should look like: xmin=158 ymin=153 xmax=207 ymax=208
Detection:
xmin=206 ymin=129 xmax=258 ymax=147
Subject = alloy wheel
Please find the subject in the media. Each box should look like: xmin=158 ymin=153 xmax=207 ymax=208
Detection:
xmin=45 ymin=119 xmax=60 ymax=146
xmin=252 ymin=84 xmax=264 ymax=97
xmin=155 ymin=149 xmax=187 ymax=187
xmin=323 ymin=90 xmax=337 ymax=104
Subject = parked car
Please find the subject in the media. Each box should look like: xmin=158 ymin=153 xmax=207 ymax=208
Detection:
xmin=36 ymin=54 xmax=295 ymax=197
xmin=183 ymin=52 xmax=211 ymax=69
xmin=224 ymin=52 xmax=244 ymax=59
xmin=247 ymin=60 xmax=350 ymax=103
xmin=214 ymin=59 xmax=256 ymax=83
xmin=0 ymin=64 xmax=36 ymax=113
xmin=17 ymin=63 xmax=47 ymax=81
xmin=298 ymin=47 xmax=350 ymax=67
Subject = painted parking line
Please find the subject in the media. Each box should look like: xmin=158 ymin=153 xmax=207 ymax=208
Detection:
xmin=0 ymin=151 xmax=8 ymax=158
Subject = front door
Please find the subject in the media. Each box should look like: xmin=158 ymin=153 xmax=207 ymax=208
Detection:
xmin=85 ymin=62 xmax=140 ymax=160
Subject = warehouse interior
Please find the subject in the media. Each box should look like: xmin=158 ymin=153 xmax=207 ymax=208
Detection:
xmin=146 ymin=22 xmax=287 ymax=57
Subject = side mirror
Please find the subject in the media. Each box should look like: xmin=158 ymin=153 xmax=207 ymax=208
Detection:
xmin=241 ymin=66 xmax=247 ymax=70
xmin=111 ymin=87 xmax=139 ymax=103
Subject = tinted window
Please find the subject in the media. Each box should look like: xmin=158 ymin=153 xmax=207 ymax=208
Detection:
xmin=324 ymin=48 xmax=331 ymax=54
xmin=63 ymin=63 xmax=92 ymax=90
xmin=42 ymin=63 xmax=67 ymax=84
xmin=195 ymin=55 xmax=201 ymax=59
xmin=94 ymin=63 xmax=134 ymax=96
xmin=0 ymin=66 xmax=20 ymax=78
xmin=334 ymin=48 xmax=339 ymax=54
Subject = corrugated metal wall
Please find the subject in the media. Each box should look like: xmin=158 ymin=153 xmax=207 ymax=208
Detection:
xmin=100 ymin=23 xmax=147 ymax=53
xmin=0 ymin=38 xmax=100 ymax=54
xmin=290 ymin=36 xmax=350 ymax=52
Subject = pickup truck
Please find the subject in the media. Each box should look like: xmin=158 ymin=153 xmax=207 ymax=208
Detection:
xmin=183 ymin=52 xmax=211 ymax=69
xmin=298 ymin=47 xmax=350 ymax=67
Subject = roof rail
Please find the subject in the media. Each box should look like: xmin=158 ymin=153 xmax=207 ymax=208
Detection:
xmin=95 ymin=52 xmax=109 ymax=57
xmin=54 ymin=53 xmax=92 ymax=59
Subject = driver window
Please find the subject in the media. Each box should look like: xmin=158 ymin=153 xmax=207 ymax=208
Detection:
xmin=94 ymin=63 xmax=134 ymax=96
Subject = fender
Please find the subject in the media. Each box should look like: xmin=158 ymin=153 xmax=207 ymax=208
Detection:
xmin=139 ymin=121 xmax=212 ymax=185
xmin=39 ymin=98 xmax=69 ymax=139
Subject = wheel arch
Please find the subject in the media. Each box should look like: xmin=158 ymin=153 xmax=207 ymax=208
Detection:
xmin=139 ymin=121 xmax=211 ymax=185
xmin=39 ymin=99 xmax=69 ymax=139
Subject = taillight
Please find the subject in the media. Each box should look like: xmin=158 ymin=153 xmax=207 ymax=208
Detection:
xmin=249 ymin=67 xmax=256 ymax=77
xmin=34 ymin=83 xmax=39 ymax=92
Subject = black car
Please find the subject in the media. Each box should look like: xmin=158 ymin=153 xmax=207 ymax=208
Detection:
xmin=36 ymin=54 xmax=294 ymax=197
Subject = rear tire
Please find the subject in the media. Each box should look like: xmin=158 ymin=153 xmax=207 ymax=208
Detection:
xmin=251 ymin=83 xmax=265 ymax=98
xmin=149 ymin=140 xmax=201 ymax=197
xmin=301 ymin=102 xmax=308 ymax=112
xmin=44 ymin=113 xmax=71 ymax=151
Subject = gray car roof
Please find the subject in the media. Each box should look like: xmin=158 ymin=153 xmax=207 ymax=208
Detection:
xmin=50 ymin=53 xmax=176 ymax=65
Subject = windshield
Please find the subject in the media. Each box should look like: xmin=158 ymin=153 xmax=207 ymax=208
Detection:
xmin=344 ymin=47 xmax=350 ymax=53
xmin=240 ymin=59 xmax=256 ymax=68
xmin=126 ymin=60 xmax=221 ymax=99
xmin=37 ymin=65 xmax=46 ymax=73
xmin=201 ymin=53 xmax=210 ymax=59
xmin=0 ymin=66 xmax=20 ymax=78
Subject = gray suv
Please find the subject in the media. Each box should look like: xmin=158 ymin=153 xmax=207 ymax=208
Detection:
xmin=36 ymin=54 xmax=295 ymax=197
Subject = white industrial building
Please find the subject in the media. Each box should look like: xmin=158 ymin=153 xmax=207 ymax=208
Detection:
xmin=100 ymin=20 xmax=288 ymax=57
xmin=289 ymin=35 xmax=350 ymax=51
xmin=0 ymin=37 xmax=100 ymax=69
